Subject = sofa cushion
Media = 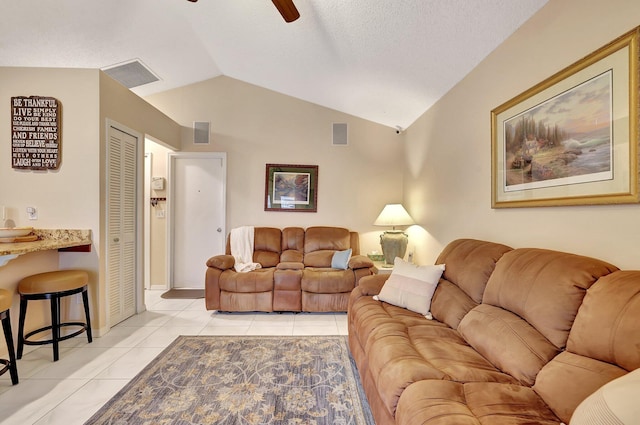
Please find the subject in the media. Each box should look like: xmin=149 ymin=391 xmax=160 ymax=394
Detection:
xmin=281 ymin=227 xmax=304 ymax=262
xmin=218 ymin=268 xmax=275 ymax=293
xmin=430 ymin=280 xmax=478 ymax=330
xmin=482 ymin=248 xmax=618 ymax=349
xmin=301 ymin=268 xmax=355 ymax=293
xmin=304 ymin=250 xmax=337 ymax=268
xmin=533 ymin=270 xmax=640 ymax=423
xmin=356 ymin=300 xmax=516 ymax=418
xmin=274 ymin=269 xmax=302 ymax=291
xmin=375 ymin=259 xmax=444 ymax=316
xmin=533 ymin=351 xmax=627 ymax=424
xmin=253 ymin=227 xmax=283 ymax=268
xmin=459 ymin=248 xmax=618 ymax=386
xmin=430 ymin=239 xmax=512 ymax=329
xmin=409 ymin=324 xmax=516 ymax=384
xmin=435 ymin=238 xmax=513 ymax=303
xmin=566 ymin=270 xmax=640 ymax=371
xmin=459 ymin=303 xmax=561 ymax=386
xmin=304 ymin=226 xmax=351 ymax=253
xmin=282 ymin=227 xmax=304 ymax=251
xmin=281 ymin=250 xmax=303 ymax=262
xmin=396 ymin=380 xmax=560 ymax=425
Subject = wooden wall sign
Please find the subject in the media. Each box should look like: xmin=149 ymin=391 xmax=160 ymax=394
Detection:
xmin=11 ymin=96 xmax=61 ymax=170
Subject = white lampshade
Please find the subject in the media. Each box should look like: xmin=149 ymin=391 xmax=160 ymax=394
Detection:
xmin=374 ymin=204 xmax=415 ymax=230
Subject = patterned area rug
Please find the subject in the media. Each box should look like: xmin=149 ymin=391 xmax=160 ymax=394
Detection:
xmin=85 ymin=336 xmax=374 ymax=425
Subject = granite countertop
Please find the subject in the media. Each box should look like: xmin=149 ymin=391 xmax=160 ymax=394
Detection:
xmin=0 ymin=229 xmax=92 ymax=256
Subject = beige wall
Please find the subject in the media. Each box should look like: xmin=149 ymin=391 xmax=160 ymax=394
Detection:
xmin=146 ymin=140 xmax=173 ymax=287
xmin=0 ymin=67 xmax=102 ymax=355
xmin=0 ymin=68 xmax=181 ymax=357
xmin=403 ymin=0 xmax=640 ymax=269
xmin=145 ymin=76 xmax=405 ymax=256
xmin=98 ymin=73 xmax=181 ymax=322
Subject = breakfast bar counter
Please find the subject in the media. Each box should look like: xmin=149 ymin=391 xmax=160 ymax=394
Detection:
xmin=0 ymin=229 xmax=92 ymax=265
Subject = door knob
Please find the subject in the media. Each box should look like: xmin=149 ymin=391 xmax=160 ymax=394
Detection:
xmin=217 ymin=228 xmax=222 ymax=233
xmin=113 ymin=237 xmax=120 ymax=242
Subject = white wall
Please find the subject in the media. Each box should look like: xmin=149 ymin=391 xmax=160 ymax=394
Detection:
xmin=145 ymin=76 xmax=405 ymax=256
xmin=404 ymin=0 xmax=640 ymax=269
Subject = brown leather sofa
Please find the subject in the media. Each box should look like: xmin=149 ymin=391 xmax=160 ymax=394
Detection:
xmin=205 ymin=226 xmax=374 ymax=312
xmin=348 ymin=238 xmax=640 ymax=425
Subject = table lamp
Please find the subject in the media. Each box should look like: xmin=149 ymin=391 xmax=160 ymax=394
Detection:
xmin=374 ymin=204 xmax=415 ymax=265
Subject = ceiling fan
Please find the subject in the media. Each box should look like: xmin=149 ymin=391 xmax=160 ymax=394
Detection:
xmin=186 ymin=0 xmax=300 ymax=23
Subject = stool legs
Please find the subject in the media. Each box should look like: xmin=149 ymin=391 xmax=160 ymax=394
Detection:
xmin=0 ymin=310 xmax=18 ymax=385
xmin=17 ymin=286 xmax=92 ymax=362
xmin=16 ymin=298 xmax=27 ymax=360
xmin=82 ymin=289 xmax=93 ymax=343
xmin=51 ymin=295 xmax=60 ymax=362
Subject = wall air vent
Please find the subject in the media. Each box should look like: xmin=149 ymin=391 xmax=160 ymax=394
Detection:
xmin=101 ymin=59 xmax=160 ymax=89
xmin=332 ymin=123 xmax=348 ymax=146
xmin=193 ymin=121 xmax=211 ymax=144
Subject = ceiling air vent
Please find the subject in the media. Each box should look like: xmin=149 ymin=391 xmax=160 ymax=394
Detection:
xmin=102 ymin=59 xmax=160 ymax=89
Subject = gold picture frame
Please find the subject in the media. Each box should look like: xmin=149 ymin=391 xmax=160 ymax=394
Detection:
xmin=491 ymin=27 xmax=639 ymax=208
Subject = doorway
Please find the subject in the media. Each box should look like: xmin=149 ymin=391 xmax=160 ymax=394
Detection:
xmin=168 ymin=152 xmax=226 ymax=289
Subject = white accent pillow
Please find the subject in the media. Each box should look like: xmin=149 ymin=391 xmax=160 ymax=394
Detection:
xmin=374 ymin=257 xmax=445 ymax=316
xmin=570 ymin=368 xmax=640 ymax=425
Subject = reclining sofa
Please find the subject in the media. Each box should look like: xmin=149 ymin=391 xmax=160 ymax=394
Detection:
xmin=348 ymin=238 xmax=640 ymax=424
xmin=205 ymin=226 xmax=374 ymax=312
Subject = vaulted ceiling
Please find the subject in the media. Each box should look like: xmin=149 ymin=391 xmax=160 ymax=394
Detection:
xmin=0 ymin=0 xmax=548 ymax=128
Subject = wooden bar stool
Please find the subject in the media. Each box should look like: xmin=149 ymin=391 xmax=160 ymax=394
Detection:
xmin=0 ymin=289 xmax=18 ymax=384
xmin=17 ymin=270 xmax=92 ymax=362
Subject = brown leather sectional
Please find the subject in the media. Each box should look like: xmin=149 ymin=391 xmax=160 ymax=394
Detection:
xmin=348 ymin=238 xmax=640 ymax=424
xmin=205 ymin=226 xmax=374 ymax=312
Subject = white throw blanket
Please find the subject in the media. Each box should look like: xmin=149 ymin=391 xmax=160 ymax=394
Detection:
xmin=230 ymin=226 xmax=262 ymax=273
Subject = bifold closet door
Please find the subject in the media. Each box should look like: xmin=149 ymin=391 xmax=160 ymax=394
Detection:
xmin=106 ymin=125 xmax=137 ymax=325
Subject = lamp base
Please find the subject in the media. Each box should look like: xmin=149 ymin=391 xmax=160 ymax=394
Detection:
xmin=379 ymin=231 xmax=408 ymax=266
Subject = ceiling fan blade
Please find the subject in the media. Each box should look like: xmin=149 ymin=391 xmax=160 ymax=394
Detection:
xmin=272 ymin=0 xmax=300 ymax=23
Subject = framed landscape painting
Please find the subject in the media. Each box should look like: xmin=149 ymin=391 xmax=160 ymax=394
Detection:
xmin=491 ymin=27 xmax=639 ymax=208
xmin=264 ymin=164 xmax=318 ymax=212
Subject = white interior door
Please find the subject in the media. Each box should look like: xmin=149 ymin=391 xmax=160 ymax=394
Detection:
xmin=168 ymin=152 xmax=226 ymax=289
xmin=106 ymin=124 xmax=138 ymax=325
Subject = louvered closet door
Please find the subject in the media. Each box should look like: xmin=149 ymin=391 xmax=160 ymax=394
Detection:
xmin=107 ymin=126 xmax=137 ymax=326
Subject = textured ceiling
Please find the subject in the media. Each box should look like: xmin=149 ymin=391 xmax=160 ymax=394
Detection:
xmin=0 ymin=0 xmax=548 ymax=128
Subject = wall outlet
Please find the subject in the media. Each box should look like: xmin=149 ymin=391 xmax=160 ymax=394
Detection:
xmin=156 ymin=209 xmax=165 ymax=218
xmin=26 ymin=206 xmax=38 ymax=220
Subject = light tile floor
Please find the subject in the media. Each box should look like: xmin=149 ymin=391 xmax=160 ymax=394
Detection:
xmin=0 ymin=290 xmax=349 ymax=425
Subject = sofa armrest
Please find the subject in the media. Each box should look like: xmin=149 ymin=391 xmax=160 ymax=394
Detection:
xmin=276 ymin=262 xmax=304 ymax=270
xmin=349 ymin=254 xmax=374 ymax=270
xmin=358 ymin=274 xmax=390 ymax=296
xmin=206 ymin=254 xmax=235 ymax=270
